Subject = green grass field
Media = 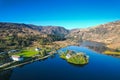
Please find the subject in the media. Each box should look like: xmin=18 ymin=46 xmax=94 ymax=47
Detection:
xmin=16 ymin=49 xmax=38 ymax=58
xmin=16 ymin=47 xmax=51 ymax=58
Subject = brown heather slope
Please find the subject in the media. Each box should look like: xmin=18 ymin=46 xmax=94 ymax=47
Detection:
xmin=68 ymin=21 xmax=120 ymax=49
xmin=0 ymin=22 xmax=69 ymax=38
xmin=0 ymin=22 xmax=42 ymax=38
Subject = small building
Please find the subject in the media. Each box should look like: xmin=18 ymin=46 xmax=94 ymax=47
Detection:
xmin=35 ymin=48 xmax=41 ymax=51
xmin=66 ymin=54 xmax=72 ymax=59
xmin=11 ymin=55 xmax=24 ymax=61
xmin=76 ymin=52 xmax=84 ymax=55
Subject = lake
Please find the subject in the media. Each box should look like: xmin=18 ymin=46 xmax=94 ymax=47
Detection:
xmin=0 ymin=46 xmax=120 ymax=80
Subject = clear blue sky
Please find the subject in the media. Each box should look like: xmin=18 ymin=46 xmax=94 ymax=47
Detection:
xmin=0 ymin=0 xmax=120 ymax=29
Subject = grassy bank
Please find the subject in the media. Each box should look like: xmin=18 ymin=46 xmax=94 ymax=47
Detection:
xmin=104 ymin=50 xmax=120 ymax=55
xmin=0 ymin=54 xmax=53 ymax=71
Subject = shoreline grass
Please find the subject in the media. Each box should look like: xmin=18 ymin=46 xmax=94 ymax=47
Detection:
xmin=104 ymin=50 xmax=120 ymax=55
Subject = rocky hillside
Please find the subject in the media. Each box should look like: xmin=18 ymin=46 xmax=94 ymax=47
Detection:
xmin=0 ymin=23 xmax=42 ymax=38
xmin=68 ymin=21 xmax=120 ymax=49
xmin=36 ymin=26 xmax=69 ymax=36
xmin=0 ymin=22 xmax=69 ymax=37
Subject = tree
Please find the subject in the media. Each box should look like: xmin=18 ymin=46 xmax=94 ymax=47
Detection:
xmin=115 ymin=48 xmax=120 ymax=52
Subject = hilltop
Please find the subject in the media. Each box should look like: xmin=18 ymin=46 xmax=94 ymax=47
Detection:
xmin=0 ymin=22 xmax=69 ymax=37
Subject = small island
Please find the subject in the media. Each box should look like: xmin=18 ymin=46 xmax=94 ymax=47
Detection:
xmin=60 ymin=50 xmax=89 ymax=65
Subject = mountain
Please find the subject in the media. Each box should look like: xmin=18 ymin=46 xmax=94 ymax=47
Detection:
xmin=68 ymin=21 xmax=120 ymax=49
xmin=0 ymin=22 xmax=69 ymax=37
xmin=0 ymin=22 xmax=42 ymax=37
xmin=33 ymin=25 xmax=69 ymax=36
xmin=0 ymin=20 xmax=120 ymax=50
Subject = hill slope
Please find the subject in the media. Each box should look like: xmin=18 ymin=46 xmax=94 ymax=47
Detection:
xmin=0 ymin=22 xmax=69 ymax=51
xmin=0 ymin=22 xmax=69 ymax=37
xmin=68 ymin=21 xmax=120 ymax=49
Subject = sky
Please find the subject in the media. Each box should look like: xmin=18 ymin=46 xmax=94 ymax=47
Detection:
xmin=0 ymin=0 xmax=120 ymax=29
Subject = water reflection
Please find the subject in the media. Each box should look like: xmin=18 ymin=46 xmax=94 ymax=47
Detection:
xmin=0 ymin=46 xmax=120 ymax=80
xmin=0 ymin=69 xmax=13 ymax=80
xmin=80 ymin=41 xmax=107 ymax=53
xmin=67 ymin=61 xmax=88 ymax=67
xmin=49 ymin=54 xmax=56 ymax=59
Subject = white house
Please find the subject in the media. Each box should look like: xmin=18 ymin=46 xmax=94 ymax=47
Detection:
xmin=11 ymin=55 xmax=24 ymax=61
xmin=66 ymin=54 xmax=72 ymax=59
xmin=35 ymin=48 xmax=41 ymax=51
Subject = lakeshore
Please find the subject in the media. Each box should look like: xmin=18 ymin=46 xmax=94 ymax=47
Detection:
xmin=1 ymin=46 xmax=120 ymax=80
xmin=0 ymin=54 xmax=53 ymax=71
xmin=0 ymin=48 xmax=56 ymax=72
xmin=0 ymin=40 xmax=120 ymax=72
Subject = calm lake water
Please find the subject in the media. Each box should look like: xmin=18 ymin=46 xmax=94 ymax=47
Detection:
xmin=0 ymin=46 xmax=120 ymax=80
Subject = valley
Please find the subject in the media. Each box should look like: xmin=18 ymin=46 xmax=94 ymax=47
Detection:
xmin=0 ymin=20 xmax=120 ymax=71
